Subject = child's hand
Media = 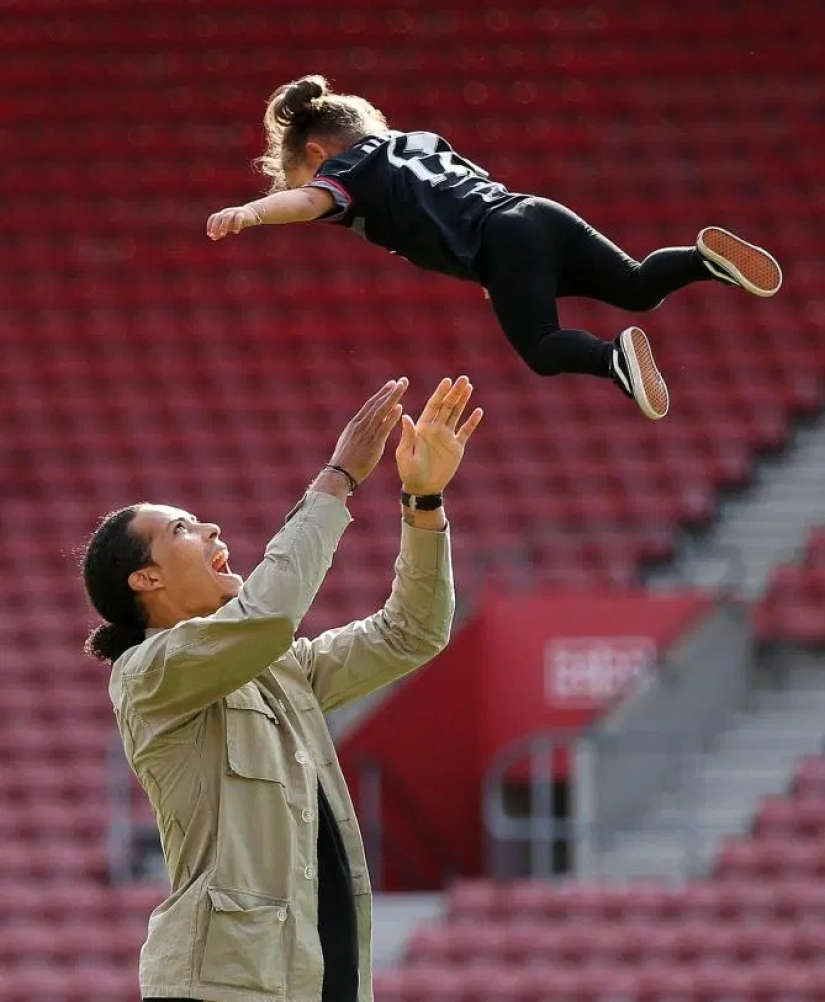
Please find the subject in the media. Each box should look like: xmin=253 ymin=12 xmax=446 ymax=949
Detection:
xmin=206 ymin=205 xmax=261 ymax=241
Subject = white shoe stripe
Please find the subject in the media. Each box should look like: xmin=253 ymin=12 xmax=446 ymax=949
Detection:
xmin=612 ymin=348 xmax=633 ymax=395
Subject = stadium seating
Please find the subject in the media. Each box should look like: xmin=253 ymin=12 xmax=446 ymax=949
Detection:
xmin=754 ymin=527 xmax=825 ymax=647
xmin=375 ymin=758 xmax=825 ymax=1000
xmin=2 ymin=0 xmax=823 ymax=998
xmin=3 ymin=0 xmax=823 ymax=643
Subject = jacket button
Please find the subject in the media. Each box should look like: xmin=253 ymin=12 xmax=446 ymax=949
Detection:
xmin=276 ymin=908 xmax=288 ymax=922
xmin=302 ymin=808 xmax=315 ymax=823
xmin=304 ymin=865 xmax=315 ymax=880
xmin=294 ymin=750 xmax=309 ymax=765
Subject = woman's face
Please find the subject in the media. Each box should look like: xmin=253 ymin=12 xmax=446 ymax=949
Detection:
xmin=128 ymin=505 xmax=243 ymax=622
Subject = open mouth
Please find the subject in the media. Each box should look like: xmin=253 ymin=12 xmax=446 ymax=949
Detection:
xmin=211 ymin=549 xmax=233 ymax=577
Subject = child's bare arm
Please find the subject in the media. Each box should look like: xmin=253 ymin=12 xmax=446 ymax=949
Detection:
xmin=206 ymin=187 xmax=335 ymax=241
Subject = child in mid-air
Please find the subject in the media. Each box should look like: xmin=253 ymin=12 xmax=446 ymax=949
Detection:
xmin=207 ymin=75 xmax=782 ymax=420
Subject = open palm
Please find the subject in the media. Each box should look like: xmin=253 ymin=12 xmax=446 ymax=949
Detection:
xmin=395 ymin=376 xmax=483 ymax=495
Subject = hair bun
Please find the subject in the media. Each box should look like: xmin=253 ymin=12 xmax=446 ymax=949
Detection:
xmin=271 ymin=74 xmax=330 ymax=126
xmin=85 ymin=620 xmax=146 ymax=663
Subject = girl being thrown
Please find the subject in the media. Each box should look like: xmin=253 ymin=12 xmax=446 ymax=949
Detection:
xmin=207 ymin=74 xmax=782 ymax=421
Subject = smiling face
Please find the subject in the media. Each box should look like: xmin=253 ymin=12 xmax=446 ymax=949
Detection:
xmin=127 ymin=504 xmax=243 ymax=628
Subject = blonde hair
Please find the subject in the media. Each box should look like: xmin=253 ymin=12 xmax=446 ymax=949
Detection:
xmin=257 ymin=74 xmax=388 ymax=190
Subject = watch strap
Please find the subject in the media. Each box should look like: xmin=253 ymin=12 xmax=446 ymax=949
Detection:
xmin=400 ymin=491 xmax=444 ymax=511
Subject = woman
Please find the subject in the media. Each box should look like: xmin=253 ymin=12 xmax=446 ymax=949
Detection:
xmin=82 ymin=375 xmax=482 ymax=1002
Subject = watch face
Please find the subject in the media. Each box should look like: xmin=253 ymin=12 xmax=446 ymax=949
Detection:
xmin=401 ymin=492 xmax=443 ymax=511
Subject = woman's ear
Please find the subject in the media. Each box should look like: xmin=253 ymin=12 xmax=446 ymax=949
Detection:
xmin=128 ymin=566 xmax=164 ymax=594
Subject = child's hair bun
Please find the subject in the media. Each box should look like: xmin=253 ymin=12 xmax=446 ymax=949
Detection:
xmin=271 ymin=75 xmax=330 ymax=126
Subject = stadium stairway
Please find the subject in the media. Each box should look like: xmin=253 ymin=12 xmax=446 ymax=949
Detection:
xmin=591 ymin=661 xmax=825 ymax=880
xmin=648 ymin=412 xmax=825 ymax=598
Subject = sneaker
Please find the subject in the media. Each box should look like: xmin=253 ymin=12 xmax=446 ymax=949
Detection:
xmin=697 ymin=226 xmax=782 ymax=297
xmin=609 ymin=327 xmax=669 ymax=421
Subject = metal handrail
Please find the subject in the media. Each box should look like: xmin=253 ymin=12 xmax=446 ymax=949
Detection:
xmin=481 ymin=600 xmax=753 ymax=881
xmin=353 ymin=754 xmax=465 ymax=891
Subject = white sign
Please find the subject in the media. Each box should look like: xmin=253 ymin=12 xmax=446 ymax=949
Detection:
xmin=544 ymin=636 xmax=657 ymax=707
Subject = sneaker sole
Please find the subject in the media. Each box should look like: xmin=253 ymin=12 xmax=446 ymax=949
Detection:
xmin=619 ymin=327 xmax=669 ymax=420
xmin=698 ymin=226 xmax=782 ymax=297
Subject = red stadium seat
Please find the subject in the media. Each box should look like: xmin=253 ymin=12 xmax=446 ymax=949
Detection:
xmin=755 ymin=794 xmax=825 ymax=839
xmin=0 ymin=966 xmax=72 ymax=1002
xmin=4 ymin=0 xmax=825 ymax=990
xmin=756 ymin=529 xmax=825 ymax=646
xmin=501 ymin=879 xmax=570 ymax=923
xmin=462 ymin=965 xmax=529 ymax=1002
xmin=373 ymin=968 xmax=409 ymax=1002
xmin=794 ymin=757 xmax=825 ymax=797
xmin=405 ymin=923 xmax=509 ymax=967
xmin=444 ymin=880 xmax=501 ymax=923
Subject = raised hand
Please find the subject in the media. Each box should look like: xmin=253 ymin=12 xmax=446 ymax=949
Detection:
xmin=395 ymin=376 xmax=483 ymax=495
xmin=327 ymin=378 xmax=409 ymax=486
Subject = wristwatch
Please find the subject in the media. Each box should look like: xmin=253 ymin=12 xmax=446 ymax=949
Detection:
xmin=400 ymin=491 xmax=444 ymax=511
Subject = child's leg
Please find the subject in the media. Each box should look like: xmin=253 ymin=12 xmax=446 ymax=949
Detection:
xmin=475 ymin=199 xmax=670 ymax=419
xmin=550 ymin=203 xmax=782 ymax=303
xmin=480 ymin=246 xmax=669 ymax=419
xmin=548 ymin=201 xmax=711 ymax=308
xmin=476 ymin=200 xmax=614 ymax=377
xmin=477 ymin=197 xmax=637 ymax=376
xmin=483 ymin=266 xmax=612 ymax=377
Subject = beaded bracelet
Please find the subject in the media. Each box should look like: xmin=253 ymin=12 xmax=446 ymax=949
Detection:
xmin=322 ymin=464 xmax=359 ymax=495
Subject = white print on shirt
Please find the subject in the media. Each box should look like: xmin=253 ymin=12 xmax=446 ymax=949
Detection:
xmin=384 ymin=132 xmax=504 ymax=202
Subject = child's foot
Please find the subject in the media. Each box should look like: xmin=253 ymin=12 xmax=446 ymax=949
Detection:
xmin=609 ymin=327 xmax=670 ymax=420
xmin=697 ymin=227 xmax=782 ymax=297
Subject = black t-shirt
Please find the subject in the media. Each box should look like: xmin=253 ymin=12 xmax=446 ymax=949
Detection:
xmin=306 ymin=130 xmax=524 ymax=281
xmin=317 ymin=782 xmax=359 ymax=1002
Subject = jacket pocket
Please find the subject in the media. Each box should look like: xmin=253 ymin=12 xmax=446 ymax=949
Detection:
xmin=201 ymin=886 xmax=291 ymax=996
xmin=225 ymin=686 xmax=285 ymax=784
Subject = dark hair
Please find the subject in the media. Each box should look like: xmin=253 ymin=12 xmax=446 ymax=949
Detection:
xmin=82 ymin=505 xmax=152 ymax=663
xmin=258 ymin=74 xmax=388 ymax=190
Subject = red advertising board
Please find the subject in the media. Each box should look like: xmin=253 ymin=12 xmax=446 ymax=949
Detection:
xmin=339 ymin=588 xmax=712 ymax=888
xmin=477 ymin=591 xmax=712 ymax=759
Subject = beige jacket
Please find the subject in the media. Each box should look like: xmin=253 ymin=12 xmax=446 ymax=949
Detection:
xmin=109 ymin=491 xmax=455 ymax=1002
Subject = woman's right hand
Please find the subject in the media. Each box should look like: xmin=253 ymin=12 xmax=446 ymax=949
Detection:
xmin=326 ymin=378 xmax=409 ymax=487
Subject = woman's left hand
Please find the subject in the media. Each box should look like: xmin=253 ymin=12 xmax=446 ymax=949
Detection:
xmin=395 ymin=376 xmax=483 ymax=496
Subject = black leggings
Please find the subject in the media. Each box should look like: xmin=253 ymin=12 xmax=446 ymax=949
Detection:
xmin=474 ymin=196 xmax=713 ymax=378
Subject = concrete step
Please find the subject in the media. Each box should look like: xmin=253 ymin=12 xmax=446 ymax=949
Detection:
xmin=754 ymin=696 xmax=825 ymax=712
xmin=720 ymin=717 xmax=825 ymax=733
xmin=714 ymin=731 xmax=824 ymax=752
xmin=372 ymin=893 xmax=442 ymax=969
xmin=591 ymin=647 xmax=825 ymax=880
xmin=598 ymin=838 xmax=717 ymax=879
xmin=653 ymin=805 xmax=760 ymax=829
xmin=701 ymin=752 xmax=807 ymax=772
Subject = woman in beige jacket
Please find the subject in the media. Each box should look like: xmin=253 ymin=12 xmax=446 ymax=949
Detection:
xmin=82 ymin=376 xmax=482 ymax=1002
